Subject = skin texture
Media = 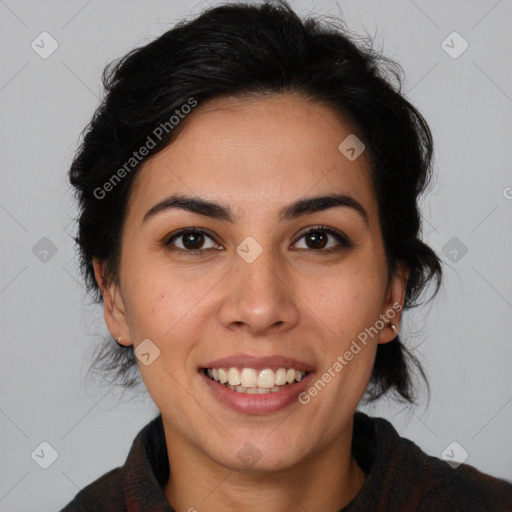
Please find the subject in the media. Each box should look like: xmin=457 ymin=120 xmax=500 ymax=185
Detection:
xmin=93 ymin=93 xmax=409 ymax=512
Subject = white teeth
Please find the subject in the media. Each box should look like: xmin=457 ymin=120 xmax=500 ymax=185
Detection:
xmin=204 ymin=366 xmax=309 ymax=393
xmin=275 ymin=368 xmax=287 ymax=385
xmin=218 ymin=368 xmax=228 ymax=384
xmin=240 ymin=368 xmax=258 ymax=387
xmin=227 ymin=368 xmax=241 ymax=386
xmin=257 ymin=368 xmax=275 ymax=388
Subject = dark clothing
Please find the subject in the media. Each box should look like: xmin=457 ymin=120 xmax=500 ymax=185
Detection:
xmin=60 ymin=411 xmax=512 ymax=511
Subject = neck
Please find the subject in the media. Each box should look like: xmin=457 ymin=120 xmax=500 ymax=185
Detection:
xmin=162 ymin=418 xmax=366 ymax=512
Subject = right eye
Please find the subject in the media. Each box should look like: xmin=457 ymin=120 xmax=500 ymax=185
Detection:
xmin=164 ymin=228 xmax=222 ymax=255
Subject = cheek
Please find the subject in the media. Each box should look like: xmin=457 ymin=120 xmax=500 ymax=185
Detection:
xmin=312 ymin=264 xmax=385 ymax=338
xmin=127 ymin=279 xmax=195 ymax=336
xmin=122 ymin=262 xmax=216 ymax=364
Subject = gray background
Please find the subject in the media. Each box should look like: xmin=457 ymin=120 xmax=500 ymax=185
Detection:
xmin=1 ymin=0 xmax=511 ymax=510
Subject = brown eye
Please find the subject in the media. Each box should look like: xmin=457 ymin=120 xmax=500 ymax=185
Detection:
xmin=293 ymin=226 xmax=353 ymax=253
xmin=164 ymin=225 xmax=353 ymax=256
xmin=303 ymin=231 xmax=328 ymax=249
xmin=180 ymin=232 xmax=206 ymax=250
xmin=165 ymin=228 xmax=219 ymax=254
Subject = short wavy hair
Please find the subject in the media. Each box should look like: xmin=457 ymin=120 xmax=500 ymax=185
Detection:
xmin=69 ymin=0 xmax=443 ymax=404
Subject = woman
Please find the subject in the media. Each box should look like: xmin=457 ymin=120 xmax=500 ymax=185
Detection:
xmin=60 ymin=1 xmax=512 ymax=510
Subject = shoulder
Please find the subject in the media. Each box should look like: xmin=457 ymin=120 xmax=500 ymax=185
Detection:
xmin=355 ymin=413 xmax=512 ymax=511
xmin=414 ymin=446 xmax=512 ymax=511
xmin=59 ymin=467 xmax=124 ymax=511
xmin=58 ymin=414 xmax=169 ymax=511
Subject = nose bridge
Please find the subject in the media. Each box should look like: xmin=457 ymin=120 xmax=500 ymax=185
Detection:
xmin=219 ymin=237 xmax=299 ymax=332
xmin=234 ymin=238 xmax=284 ymax=300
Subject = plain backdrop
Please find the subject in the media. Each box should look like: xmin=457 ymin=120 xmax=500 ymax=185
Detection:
xmin=1 ymin=0 xmax=511 ymax=510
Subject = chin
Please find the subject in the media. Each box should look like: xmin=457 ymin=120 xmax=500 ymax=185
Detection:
xmin=207 ymin=436 xmax=306 ymax=474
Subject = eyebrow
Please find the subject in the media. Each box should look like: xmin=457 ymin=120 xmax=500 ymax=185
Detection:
xmin=142 ymin=193 xmax=369 ymax=226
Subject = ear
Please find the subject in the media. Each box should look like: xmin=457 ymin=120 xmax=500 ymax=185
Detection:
xmin=376 ymin=262 xmax=410 ymax=345
xmin=92 ymin=258 xmax=131 ymax=346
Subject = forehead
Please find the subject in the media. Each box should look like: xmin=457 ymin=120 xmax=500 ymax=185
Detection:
xmin=127 ymin=93 xmax=378 ymax=227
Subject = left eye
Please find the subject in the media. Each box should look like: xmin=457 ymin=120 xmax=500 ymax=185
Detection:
xmin=164 ymin=226 xmax=352 ymax=254
xmin=294 ymin=226 xmax=352 ymax=252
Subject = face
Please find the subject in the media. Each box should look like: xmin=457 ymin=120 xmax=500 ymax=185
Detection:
xmin=94 ymin=93 xmax=407 ymax=473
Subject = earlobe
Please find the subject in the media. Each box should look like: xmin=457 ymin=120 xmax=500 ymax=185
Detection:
xmin=92 ymin=258 xmax=131 ymax=346
xmin=377 ymin=263 xmax=409 ymax=344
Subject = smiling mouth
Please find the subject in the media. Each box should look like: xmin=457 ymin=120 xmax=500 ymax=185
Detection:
xmin=202 ymin=367 xmax=310 ymax=394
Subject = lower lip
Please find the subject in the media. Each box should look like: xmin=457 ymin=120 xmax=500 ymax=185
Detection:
xmin=199 ymin=370 xmax=315 ymax=414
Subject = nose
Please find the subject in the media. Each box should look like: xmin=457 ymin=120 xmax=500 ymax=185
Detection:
xmin=218 ymin=246 xmax=300 ymax=336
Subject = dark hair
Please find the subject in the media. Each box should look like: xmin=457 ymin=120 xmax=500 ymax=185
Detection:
xmin=69 ymin=0 xmax=442 ymax=403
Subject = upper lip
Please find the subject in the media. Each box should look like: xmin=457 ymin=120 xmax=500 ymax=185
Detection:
xmin=201 ymin=353 xmax=315 ymax=372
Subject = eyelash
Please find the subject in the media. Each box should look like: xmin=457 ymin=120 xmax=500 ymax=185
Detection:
xmin=163 ymin=225 xmax=354 ymax=257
